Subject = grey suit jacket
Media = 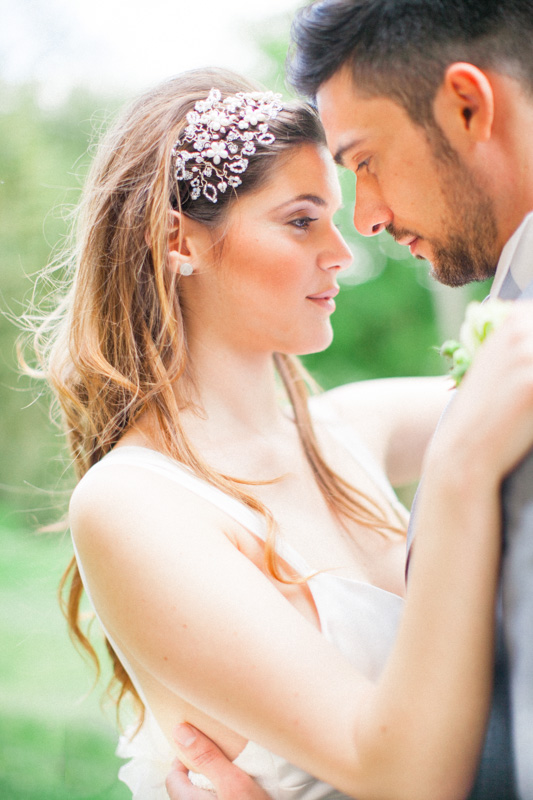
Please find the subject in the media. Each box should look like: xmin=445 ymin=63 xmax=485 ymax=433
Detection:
xmin=501 ymin=278 xmax=533 ymax=798
xmin=407 ymin=460 xmax=517 ymax=799
xmin=407 ymin=280 xmax=533 ymax=798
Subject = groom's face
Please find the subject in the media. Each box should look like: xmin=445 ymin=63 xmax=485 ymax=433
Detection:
xmin=316 ymin=66 xmax=500 ymax=287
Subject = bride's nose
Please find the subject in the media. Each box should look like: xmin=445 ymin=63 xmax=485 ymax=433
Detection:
xmin=318 ymin=226 xmax=353 ymax=272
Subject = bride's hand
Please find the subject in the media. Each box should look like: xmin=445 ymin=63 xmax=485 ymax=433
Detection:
xmin=166 ymin=725 xmax=271 ymax=800
xmin=432 ymin=303 xmax=533 ymax=483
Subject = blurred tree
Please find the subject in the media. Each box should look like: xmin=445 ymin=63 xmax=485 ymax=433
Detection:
xmin=0 ymin=81 xmax=118 ymax=521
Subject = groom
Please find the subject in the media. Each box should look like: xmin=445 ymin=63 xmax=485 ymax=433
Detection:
xmin=167 ymin=0 xmax=533 ymax=797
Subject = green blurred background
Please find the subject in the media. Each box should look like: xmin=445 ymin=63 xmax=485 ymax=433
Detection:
xmin=0 ymin=3 xmax=489 ymax=798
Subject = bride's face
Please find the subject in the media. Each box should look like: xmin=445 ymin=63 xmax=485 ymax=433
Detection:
xmin=184 ymin=143 xmax=353 ymax=357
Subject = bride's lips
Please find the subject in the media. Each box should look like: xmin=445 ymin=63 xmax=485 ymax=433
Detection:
xmin=306 ymin=286 xmax=340 ymax=311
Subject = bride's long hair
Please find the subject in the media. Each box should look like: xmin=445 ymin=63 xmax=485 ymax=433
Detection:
xmin=28 ymin=68 xmax=405 ymax=724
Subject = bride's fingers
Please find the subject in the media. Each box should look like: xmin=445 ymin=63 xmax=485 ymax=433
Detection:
xmin=440 ymin=303 xmax=533 ymax=479
xmin=169 ymin=724 xmax=270 ymax=800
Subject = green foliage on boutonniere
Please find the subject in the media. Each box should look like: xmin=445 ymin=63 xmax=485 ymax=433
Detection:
xmin=440 ymin=299 xmax=512 ymax=386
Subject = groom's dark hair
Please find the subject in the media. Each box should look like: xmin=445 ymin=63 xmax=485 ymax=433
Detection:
xmin=288 ymin=0 xmax=533 ymax=126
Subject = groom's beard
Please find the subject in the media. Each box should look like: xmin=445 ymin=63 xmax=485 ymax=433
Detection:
xmin=428 ymin=159 xmax=500 ymax=287
xmin=389 ymin=130 xmax=500 ymax=288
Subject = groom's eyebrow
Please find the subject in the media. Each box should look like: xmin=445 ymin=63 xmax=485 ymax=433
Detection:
xmin=334 ymin=139 xmax=363 ymax=167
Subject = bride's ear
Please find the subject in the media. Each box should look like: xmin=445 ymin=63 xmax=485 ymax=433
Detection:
xmin=168 ymin=210 xmax=196 ymax=276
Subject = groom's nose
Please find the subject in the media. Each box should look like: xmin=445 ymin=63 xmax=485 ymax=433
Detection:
xmin=353 ymin=174 xmax=393 ymax=237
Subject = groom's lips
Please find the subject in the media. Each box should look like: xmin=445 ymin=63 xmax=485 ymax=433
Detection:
xmin=396 ymin=235 xmax=420 ymax=256
xmin=408 ymin=237 xmax=419 ymax=256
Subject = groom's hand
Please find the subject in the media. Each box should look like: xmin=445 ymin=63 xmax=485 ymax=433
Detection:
xmin=166 ymin=724 xmax=270 ymax=800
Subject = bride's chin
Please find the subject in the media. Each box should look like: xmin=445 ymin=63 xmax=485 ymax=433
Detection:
xmin=290 ymin=331 xmax=335 ymax=357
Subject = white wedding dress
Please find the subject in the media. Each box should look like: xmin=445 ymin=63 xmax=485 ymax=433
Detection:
xmin=72 ymin=407 xmax=406 ymax=799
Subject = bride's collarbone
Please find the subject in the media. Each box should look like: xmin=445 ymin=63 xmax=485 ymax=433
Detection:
xmin=241 ymin=473 xmax=404 ymax=589
xmin=118 ymin=424 xmax=403 ymax=589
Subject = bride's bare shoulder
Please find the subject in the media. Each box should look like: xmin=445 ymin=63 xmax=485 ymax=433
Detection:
xmin=68 ymin=448 xmax=233 ymax=552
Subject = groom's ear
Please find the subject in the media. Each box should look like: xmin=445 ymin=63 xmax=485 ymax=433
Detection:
xmin=432 ymin=63 xmax=494 ymax=149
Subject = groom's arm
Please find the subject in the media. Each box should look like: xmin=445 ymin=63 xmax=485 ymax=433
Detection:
xmin=166 ymin=725 xmax=271 ymax=800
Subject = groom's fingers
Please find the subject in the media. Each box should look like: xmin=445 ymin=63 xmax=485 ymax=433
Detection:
xmin=166 ymin=758 xmax=217 ymax=800
xmin=167 ymin=724 xmax=270 ymax=800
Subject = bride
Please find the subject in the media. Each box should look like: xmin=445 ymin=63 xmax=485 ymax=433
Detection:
xmin=39 ymin=67 xmax=533 ymax=799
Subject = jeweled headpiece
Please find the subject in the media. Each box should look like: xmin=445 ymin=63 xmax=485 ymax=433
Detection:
xmin=172 ymin=88 xmax=283 ymax=204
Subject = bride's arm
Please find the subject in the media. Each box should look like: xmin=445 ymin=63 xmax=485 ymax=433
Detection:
xmin=321 ymin=375 xmax=451 ymax=486
xmin=70 ymin=308 xmax=533 ymax=800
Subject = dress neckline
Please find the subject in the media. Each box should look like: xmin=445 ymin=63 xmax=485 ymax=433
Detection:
xmin=99 ymin=444 xmax=405 ymax=602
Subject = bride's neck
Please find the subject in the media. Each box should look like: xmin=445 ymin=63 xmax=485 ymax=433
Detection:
xmin=179 ymin=338 xmax=288 ymax=443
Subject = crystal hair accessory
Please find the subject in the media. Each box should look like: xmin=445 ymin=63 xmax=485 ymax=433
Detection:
xmin=172 ymin=88 xmax=283 ymax=204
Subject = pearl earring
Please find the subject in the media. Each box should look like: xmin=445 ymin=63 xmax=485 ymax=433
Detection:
xmin=179 ymin=262 xmax=194 ymax=276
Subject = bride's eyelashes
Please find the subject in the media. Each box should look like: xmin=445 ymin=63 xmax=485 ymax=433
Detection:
xmin=289 ymin=216 xmax=319 ymax=230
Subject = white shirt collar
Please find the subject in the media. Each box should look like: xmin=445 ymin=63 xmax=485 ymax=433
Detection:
xmin=490 ymin=211 xmax=533 ymax=297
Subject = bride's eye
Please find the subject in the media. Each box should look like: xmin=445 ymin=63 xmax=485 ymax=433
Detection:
xmin=290 ymin=216 xmax=319 ymax=230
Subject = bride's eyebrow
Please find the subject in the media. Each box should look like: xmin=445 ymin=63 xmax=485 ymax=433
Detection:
xmin=272 ymin=194 xmax=327 ymax=212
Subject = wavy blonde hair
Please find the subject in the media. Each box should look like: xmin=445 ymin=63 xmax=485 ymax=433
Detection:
xmin=29 ymin=68 xmax=405 ymax=724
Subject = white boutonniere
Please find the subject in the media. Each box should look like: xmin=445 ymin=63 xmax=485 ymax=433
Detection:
xmin=440 ymin=299 xmax=513 ymax=386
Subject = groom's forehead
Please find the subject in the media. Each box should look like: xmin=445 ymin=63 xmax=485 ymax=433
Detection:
xmin=316 ymin=70 xmax=363 ymax=149
xmin=316 ymin=70 xmax=406 ymax=157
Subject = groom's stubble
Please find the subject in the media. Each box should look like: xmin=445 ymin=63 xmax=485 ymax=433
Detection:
xmin=388 ymin=124 xmax=500 ymax=288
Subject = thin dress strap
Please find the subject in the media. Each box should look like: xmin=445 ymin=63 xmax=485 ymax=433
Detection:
xmin=88 ymin=446 xmax=313 ymax=577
